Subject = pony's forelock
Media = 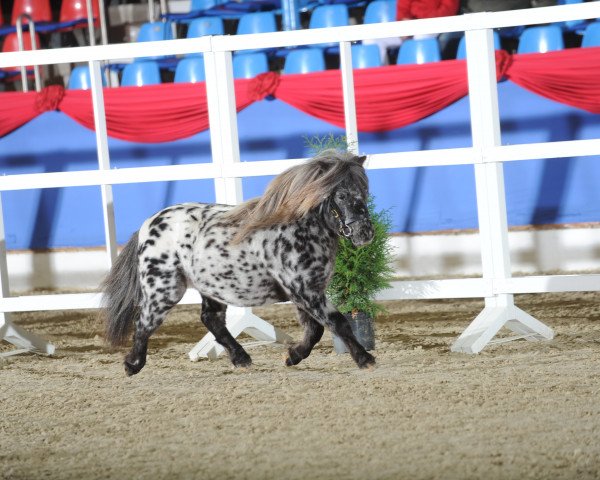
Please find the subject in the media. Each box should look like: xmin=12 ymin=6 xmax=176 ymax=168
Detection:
xmin=226 ymin=150 xmax=367 ymax=242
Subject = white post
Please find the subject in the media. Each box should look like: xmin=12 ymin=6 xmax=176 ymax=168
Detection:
xmin=204 ymin=50 xmax=243 ymax=205
xmin=89 ymin=59 xmax=118 ymax=267
xmin=85 ymin=0 xmax=96 ymax=46
xmin=451 ymin=28 xmax=553 ymax=353
xmin=190 ymin=47 xmax=291 ymax=360
xmin=0 ymin=194 xmax=55 ymax=356
xmin=339 ymin=41 xmax=359 ymax=154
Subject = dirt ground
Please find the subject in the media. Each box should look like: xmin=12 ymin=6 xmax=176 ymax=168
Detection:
xmin=1 ymin=292 xmax=600 ymax=480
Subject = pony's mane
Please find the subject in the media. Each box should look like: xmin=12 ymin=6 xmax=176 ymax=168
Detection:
xmin=226 ymin=150 xmax=368 ymax=243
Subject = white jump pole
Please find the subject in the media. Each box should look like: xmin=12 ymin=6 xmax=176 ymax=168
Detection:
xmin=89 ymin=59 xmax=118 ymax=267
xmin=451 ymin=28 xmax=554 ymax=353
xmin=0 ymin=193 xmax=55 ymax=356
xmin=339 ymin=40 xmax=359 ymax=154
xmin=189 ymin=47 xmax=292 ymax=361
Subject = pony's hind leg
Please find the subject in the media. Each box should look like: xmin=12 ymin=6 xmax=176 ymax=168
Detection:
xmin=200 ymin=296 xmax=252 ymax=368
xmin=285 ymin=308 xmax=324 ymax=366
xmin=124 ymin=269 xmax=186 ymax=376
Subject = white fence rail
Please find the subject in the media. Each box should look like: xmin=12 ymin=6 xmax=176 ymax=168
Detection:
xmin=1 ymin=2 xmax=600 ymax=357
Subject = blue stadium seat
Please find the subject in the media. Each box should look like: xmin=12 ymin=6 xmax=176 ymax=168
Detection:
xmin=174 ymin=57 xmax=206 ymax=83
xmin=456 ymin=31 xmax=501 ymax=59
xmin=135 ymin=21 xmax=175 ymax=61
xmin=363 ymin=0 xmax=396 ymax=24
xmin=233 ymin=52 xmax=269 ymax=78
xmin=236 ymin=11 xmax=277 ymax=35
xmin=397 ymin=38 xmax=441 ymax=64
xmin=185 ymin=16 xmax=223 ymax=57
xmin=121 ymin=61 xmax=162 ymax=86
xmin=190 ymin=0 xmax=221 ymax=12
xmin=517 ymin=25 xmax=564 ymax=54
xmin=556 ymin=0 xmax=588 ymax=33
xmin=137 ymin=21 xmax=175 ymax=42
xmin=351 ymin=44 xmax=382 ymax=69
xmin=236 ymin=11 xmax=277 ymax=54
xmin=581 ymin=20 xmax=600 ymax=48
xmin=161 ymin=0 xmax=220 ymax=22
xmin=187 ymin=16 xmax=224 ymax=37
xmin=283 ymin=48 xmax=326 ymax=74
xmin=67 ymin=65 xmax=107 ymax=90
xmin=309 ymin=4 xmax=349 ymax=49
xmin=309 ymin=4 xmax=349 ymax=29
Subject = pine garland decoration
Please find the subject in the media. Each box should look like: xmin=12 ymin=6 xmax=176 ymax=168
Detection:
xmin=304 ymin=134 xmax=395 ymax=319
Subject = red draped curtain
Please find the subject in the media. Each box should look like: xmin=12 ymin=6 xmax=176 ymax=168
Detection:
xmin=1 ymin=47 xmax=599 ymax=143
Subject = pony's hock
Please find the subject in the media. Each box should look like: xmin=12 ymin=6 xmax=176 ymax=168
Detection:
xmin=101 ymin=151 xmax=376 ymax=374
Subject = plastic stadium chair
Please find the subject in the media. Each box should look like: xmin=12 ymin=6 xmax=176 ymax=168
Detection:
xmin=137 ymin=21 xmax=175 ymax=42
xmin=581 ymin=20 xmax=600 ymax=48
xmin=236 ymin=12 xmax=277 ymax=54
xmin=456 ymin=31 xmax=501 ymax=59
xmin=59 ymin=0 xmax=100 ymax=28
xmin=161 ymin=0 xmax=220 ymax=22
xmin=67 ymin=65 xmax=107 ymax=90
xmin=397 ymin=38 xmax=441 ymax=64
xmin=185 ymin=17 xmax=223 ymax=56
xmin=233 ymin=52 xmax=269 ymax=78
xmin=187 ymin=16 xmax=224 ymax=37
xmin=517 ymin=25 xmax=564 ymax=54
xmin=0 ymin=7 xmax=4 ymax=25
xmin=190 ymin=0 xmax=221 ymax=12
xmin=236 ymin=11 xmax=277 ymax=35
xmin=283 ymin=48 xmax=325 ymax=74
xmin=121 ymin=61 xmax=162 ymax=86
xmin=174 ymin=57 xmax=206 ymax=83
xmin=363 ymin=0 xmax=396 ymax=24
xmin=308 ymin=4 xmax=349 ymax=49
xmin=556 ymin=0 xmax=588 ymax=33
xmin=351 ymin=44 xmax=382 ymax=69
xmin=135 ymin=21 xmax=175 ymax=61
xmin=309 ymin=4 xmax=349 ymax=29
xmin=11 ymin=0 xmax=52 ymax=25
xmin=1 ymin=32 xmax=41 ymax=71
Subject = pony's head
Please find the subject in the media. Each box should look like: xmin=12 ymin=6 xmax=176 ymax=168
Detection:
xmin=320 ymin=153 xmax=374 ymax=247
xmin=226 ymin=149 xmax=374 ymax=246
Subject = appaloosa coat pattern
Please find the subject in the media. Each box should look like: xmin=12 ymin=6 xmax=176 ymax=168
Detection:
xmin=101 ymin=150 xmax=376 ymax=375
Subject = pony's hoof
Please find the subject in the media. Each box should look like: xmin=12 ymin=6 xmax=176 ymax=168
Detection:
xmin=357 ymin=352 xmax=376 ymax=370
xmin=284 ymin=348 xmax=303 ymax=366
xmin=232 ymin=350 xmax=252 ymax=369
xmin=124 ymin=359 xmax=144 ymax=376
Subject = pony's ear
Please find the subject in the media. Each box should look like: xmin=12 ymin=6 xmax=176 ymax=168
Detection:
xmin=356 ymin=155 xmax=367 ymax=166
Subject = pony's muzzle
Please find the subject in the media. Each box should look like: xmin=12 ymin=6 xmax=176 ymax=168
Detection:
xmin=348 ymin=220 xmax=374 ymax=247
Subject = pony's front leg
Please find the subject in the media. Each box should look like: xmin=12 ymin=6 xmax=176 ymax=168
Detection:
xmin=325 ymin=308 xmax=376 ymax=369
xmin=288 ymin=293 xmax=375 ymax=369
xmin=285 ymin=308 xmax=324 ymax=366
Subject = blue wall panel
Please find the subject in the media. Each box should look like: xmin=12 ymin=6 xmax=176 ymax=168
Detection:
xmin=0 ymin=81 xmax=598 ymax=250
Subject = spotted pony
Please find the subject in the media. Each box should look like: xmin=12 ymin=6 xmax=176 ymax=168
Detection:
xmin=101 ymin=150 xmax=376 ymax=375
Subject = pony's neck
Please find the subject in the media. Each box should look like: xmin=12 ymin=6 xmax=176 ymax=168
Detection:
xmin=300 ymin=204 xmax=339 ymax=252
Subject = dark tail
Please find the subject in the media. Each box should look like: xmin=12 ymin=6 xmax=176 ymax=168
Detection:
xmin=101 ymin=232 xmax=142 ymax=347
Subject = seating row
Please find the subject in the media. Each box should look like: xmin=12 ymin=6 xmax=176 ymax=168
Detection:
xmin=4 ymin=0 xmax=600 ymax=88
xmin=67 ymin=15 xmax=600 ymax=89
xmin=0 ymin=0 xmax=99 ymax=34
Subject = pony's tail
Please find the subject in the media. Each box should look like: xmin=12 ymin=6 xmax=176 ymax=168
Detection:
xmin=100 ymin=232 xmax=142 ymax=347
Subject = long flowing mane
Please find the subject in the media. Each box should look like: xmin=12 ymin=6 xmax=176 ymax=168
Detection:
xmin=226 ymin=149 xmax=368 ymax=243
